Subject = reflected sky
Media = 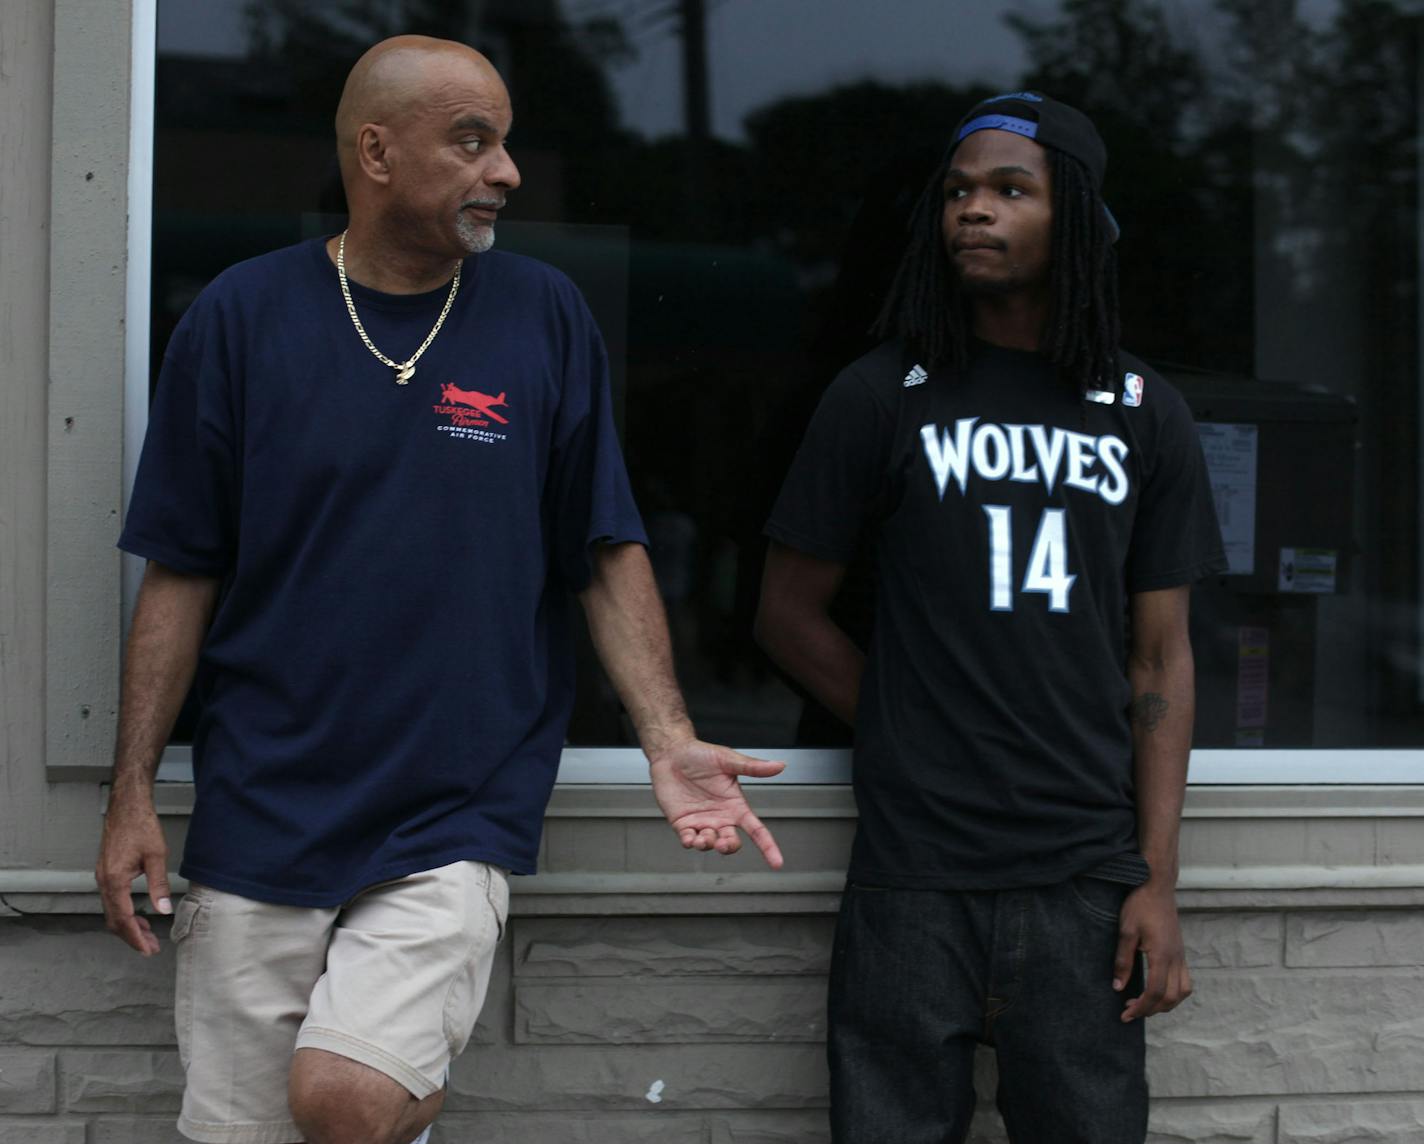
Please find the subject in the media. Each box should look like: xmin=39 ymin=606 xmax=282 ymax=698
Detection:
xmin=157 ymin=0 xmax=1033 ymax=140
xmin=155 ymin=0 xmax=1352 ymax=141
xmin=602 ymin=0 xmax=1029 ymax=139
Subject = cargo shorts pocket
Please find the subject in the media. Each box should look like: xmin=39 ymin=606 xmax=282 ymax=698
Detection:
xmin=441 ymin=865 xmax=507 ymax=1055
xmin=483 ymin=865 xmax=510 ymax=944
xmin=170 ymin=887 xmax=210 ymax=1070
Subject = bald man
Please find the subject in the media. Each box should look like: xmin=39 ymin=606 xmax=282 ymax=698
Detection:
xmin=98 ymin=37 xmax=784 ymax=1144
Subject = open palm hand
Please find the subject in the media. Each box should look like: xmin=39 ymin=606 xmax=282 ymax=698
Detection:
xmin=648 ymin=738 xmax=785 ymax=869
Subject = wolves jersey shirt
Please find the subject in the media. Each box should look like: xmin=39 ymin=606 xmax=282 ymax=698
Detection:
xmin=767 ymin=339 xmax=1224 ymax=888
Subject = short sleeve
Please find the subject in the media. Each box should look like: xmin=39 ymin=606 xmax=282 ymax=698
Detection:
xmin=545 ymin=292 xmax=646 ymax=591
xmin=1126 ymin=391 xmax=1227 ymax=592
xmin=118 ymin=300 xmax=240 ymax=576
xmin=764 ymin=367 xmax=895 ymax=563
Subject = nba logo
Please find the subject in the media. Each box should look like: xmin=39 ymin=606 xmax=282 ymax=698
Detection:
xmin=1123 ymin=372 xmax=1144 ymax=407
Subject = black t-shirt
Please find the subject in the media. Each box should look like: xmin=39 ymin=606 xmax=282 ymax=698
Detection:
xmin=766 ymin=339 xmax=1225 ymax=889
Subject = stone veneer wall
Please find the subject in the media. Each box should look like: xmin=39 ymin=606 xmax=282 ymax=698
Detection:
xmin=1 ymin=785 xmax=1422 ymax=1143
xmin=2 ymin=903 xmax=1423 ymax=1144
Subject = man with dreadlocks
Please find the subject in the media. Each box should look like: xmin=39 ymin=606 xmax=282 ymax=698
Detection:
xmin=755 ymin=93 xmax=1224 ymax=1141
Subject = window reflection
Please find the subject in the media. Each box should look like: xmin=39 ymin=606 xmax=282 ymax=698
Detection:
xmin=154 ymin=0 xmax=1424 ymax=751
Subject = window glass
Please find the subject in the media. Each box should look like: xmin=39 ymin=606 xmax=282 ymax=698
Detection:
xmin=152 ymin=0 xmax=1423 ymax=753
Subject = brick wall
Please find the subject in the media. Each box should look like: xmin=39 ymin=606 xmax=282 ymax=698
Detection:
xmin=2 ymin=895 xmax=1421 ymax=1143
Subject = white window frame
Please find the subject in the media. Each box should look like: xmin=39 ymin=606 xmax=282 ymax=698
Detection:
xmin=122 ymin=0 xmax=156 ymax=653
xmin=124 ymin=0 xmax=1420 ymax=787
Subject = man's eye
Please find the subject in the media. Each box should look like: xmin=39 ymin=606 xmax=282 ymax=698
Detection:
xmin=1002 ymin=186 xmax=1024 ymax=198
xmin=944 ymin=187 xmax=966 ymax=201
xmin=461 ymin=139 xmax=483 ymax=153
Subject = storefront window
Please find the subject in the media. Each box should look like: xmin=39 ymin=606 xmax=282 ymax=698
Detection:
xmin=147 ymin=0 xmax=1424 ymax=762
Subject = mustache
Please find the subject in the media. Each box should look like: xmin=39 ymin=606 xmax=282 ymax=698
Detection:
xmin=461 ymin=198 xmax=506 ymax=211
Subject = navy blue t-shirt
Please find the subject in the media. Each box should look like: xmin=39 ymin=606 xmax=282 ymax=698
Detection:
xmin=120 ymin=238 xmax=646 ymax=906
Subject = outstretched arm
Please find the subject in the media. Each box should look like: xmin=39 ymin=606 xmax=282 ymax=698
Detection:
xmin=1115 ymin=584 xmax=1195 ymax=1021
xmin=96 ymin=561 xmax=219 ymax=955
xmin=754 ymin=541 xmax=861 ymax=727
xmin=579 ymin=542 xmax=784 ymax=868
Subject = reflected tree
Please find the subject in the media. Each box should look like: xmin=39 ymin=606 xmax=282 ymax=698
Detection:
xmin=741 ymin=81 xmax=987 ymax=267
xmin=1220 ymin=0 xmax=1422 ymax=730
xmin=1007 ymin=0 xmax=1253 ymax=372
xmin=1012 ymin=0 xmax=1424 ymax=735
xmin=242 ymin=0 xmax=636 ymax=217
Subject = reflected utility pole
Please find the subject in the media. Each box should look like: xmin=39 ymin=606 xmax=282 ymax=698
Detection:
xmin=677 ymin=0 xmax=710 ymax=235
xmin=679 ymin=0 xmax=709 ymax=142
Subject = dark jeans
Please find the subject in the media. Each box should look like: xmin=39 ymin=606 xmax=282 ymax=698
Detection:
xmin=828 ymin=879 xmax=1148 ymax=1144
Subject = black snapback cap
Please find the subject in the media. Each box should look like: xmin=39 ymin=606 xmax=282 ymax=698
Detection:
xmin=949 ymin=91 xmax=1118 ymax=238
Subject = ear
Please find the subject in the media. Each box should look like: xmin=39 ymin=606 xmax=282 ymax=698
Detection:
xmin=356 ymin=123 xmax=392 ymax=185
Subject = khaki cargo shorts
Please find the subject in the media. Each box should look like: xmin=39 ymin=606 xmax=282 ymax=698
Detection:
xmin=170 ymin=860 xmax=508 ymax=1144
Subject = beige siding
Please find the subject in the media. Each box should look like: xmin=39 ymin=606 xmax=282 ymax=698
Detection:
xmin=0 ymin=1 xmax=52 ymax=865
xmin=2 ymin=0 xmax=127 ymax=873
xmin=44 ymin=0 xmax=132 ymax=785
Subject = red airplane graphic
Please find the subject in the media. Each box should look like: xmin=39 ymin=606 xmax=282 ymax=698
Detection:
xmin=440 ymin=383 xmax=509 ymax=424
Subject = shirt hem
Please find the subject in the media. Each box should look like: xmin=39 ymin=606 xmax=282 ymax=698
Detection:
xmin=588 ymin=520 xmax=649 ymax=548
xmin=180 ymin=851 xmax=535 ymax=908
xmin=847 ymin=847 xmax=1143 ymax=891
xmin=1128 ymin=553 xmax=1228 ymax=592
xmin=566 ymin=523 xmax=648 ymax=591
xmin=762 ymin=521 xmax=857 ymax=564
xmin=116 ymin=534 xmax=229 ymax=578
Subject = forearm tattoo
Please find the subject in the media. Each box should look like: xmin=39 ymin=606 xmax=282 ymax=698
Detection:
xmin=1129 ymin=692 xmax=1169 ymax=732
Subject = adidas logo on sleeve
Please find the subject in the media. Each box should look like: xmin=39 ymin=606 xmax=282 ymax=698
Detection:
xmin=904 ymin=364 xmax=929 ymax=387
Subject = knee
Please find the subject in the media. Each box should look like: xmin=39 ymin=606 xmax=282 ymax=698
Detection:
xmin=289 ymin=1087 xmax=381 ymax=1144
xmin=289 ymin=1075 xmax=429 ymax=1144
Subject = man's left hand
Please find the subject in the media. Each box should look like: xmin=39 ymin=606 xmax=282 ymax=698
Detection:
xmin=648 ymin=739 xmax=785 ymax=869
xmin=1113 ymin=882 xmax=1192 ymax=1021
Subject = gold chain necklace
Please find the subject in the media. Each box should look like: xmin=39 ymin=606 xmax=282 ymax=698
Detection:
xmin=336 ymin=230 xmax=461 ymax=385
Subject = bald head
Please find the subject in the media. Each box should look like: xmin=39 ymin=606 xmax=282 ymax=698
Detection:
xmin=333 ymin=35 xmax=520 ymax=265
xmin=335 ymin=36 xmax=506 ymax=179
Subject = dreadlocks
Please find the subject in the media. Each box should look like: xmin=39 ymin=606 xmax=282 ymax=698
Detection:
xmin=873 ymin=148 xmax=1119 ymax=395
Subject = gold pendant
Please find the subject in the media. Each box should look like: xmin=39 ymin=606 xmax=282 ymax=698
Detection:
xmin=395 ymin=363 xmax=415 ymax=385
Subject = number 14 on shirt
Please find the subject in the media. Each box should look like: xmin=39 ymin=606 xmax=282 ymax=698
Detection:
xmin=983 ymin=506 xmax=1076 ymax=612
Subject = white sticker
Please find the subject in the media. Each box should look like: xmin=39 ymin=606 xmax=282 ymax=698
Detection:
xmin=1197 ymin=423 xmax=1258 ymax=575
xmin=1279 ymin=548 xmax=1337 ymax=594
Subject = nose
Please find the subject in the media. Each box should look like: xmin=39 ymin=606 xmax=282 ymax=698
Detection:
xmin=956 ymin=189 xmax=993 ymax=224
xmin=488 ymin=145 xmax=521 ymax=192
